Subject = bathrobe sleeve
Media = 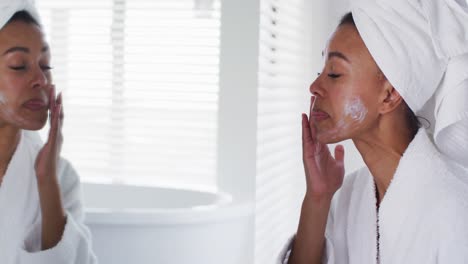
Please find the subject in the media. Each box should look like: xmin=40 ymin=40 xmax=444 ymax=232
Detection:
xmin=16 ymin=158 xmax=98 ymax=264
xmin=277 ymin=201 xmax=337 ymax=264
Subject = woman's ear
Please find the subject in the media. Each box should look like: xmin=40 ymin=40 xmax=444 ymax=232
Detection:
xmin=379 ymin=79 xmax=403 ymax=114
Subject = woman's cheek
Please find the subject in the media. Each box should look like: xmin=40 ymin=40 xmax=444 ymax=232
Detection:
xmin=317 ymin=96 xmax=368 ymax=143
xmin=0 ymin=90 xmax=7 ymax=105
xmin=343 ymin=96 xmax=368 ymax=123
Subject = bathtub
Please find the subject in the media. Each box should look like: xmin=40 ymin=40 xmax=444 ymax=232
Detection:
xmin=81 ymin=183 xmax=254 ymax=264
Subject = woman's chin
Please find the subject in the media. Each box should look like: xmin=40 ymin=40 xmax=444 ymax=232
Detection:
xmin=18 ymin=117 xmax=48 ymax=131
xmin=20 ymin=123 xmax=46 ymax=131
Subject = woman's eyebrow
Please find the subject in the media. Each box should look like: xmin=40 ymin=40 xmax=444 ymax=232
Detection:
xmin=2 ymin=46 xmax=29 ymax=55
xmin=327 ymin=51 xmax=350 ymax=63
xmin=2 ymin=45 xmax=49 ymax=56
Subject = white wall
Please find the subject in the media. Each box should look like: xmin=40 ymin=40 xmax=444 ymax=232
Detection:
xmin=217 ymin=1 xmax=261 ymax=263
xmin=217 ymin=0 xmax=259 ymax=204
xmin=328 ymin=0 xmax=351 ymax=33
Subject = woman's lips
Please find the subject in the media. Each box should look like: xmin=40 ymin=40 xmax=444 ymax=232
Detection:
xmin=311 ymin=110 xmax=330 ymax=121
xmin=23 ymin=99 xmax=47 ymax=111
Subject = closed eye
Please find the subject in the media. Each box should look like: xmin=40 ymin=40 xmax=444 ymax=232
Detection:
xmin=41 ymin=65 xmax=53 ymax=71
xmin=9 ymin=65 xmax=26 ymax=71
xmin=328 ymin=73 xmax=341 ymax=79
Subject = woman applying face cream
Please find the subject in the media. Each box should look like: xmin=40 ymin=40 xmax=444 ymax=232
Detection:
xmin=0 ymin=1 xmax=96 ymax=263
xmin=280 ymin=0 xmax=468 ymax=263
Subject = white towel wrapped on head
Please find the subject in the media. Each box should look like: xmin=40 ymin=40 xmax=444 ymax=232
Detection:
xmin=0 ymin=0 xmax=41 ymax=28
xmin=351 ymin=0 xmax=468 ymax=167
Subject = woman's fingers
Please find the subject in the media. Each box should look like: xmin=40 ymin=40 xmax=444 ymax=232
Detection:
xmin=56 ymin=103 xmax=63 ymax=152
xmin=56 ymin=93 xmax=64 ymax=153
xmin=309 ymin=96 xmax=317 ymax=140
xmin=48 ymin=92 xmax=63 ymax=148
xmin=49 ymin=102 xmax=59 ymax=146
xmin=51 ymin=85 xmax=56 ymax=112
xmin=57 ymin=93 xmax=64 ymax=126
xmin=302 ymin=96 xmax=317 ymax=146
xmin=48 ymin=85 xmax=55 ymax=125
xmin=302 ymin=113 xmax=312 ymax=146
xmin=56 ymin=91 xmax=62 ymax=106
xmin=334 ymin=144 xmax=345 ymax=164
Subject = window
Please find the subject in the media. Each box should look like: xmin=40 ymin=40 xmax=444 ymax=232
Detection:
xmin=255 ymin=0 xmax=311 ymax=263
xmin=37 ymin=0 xmax=221 ymax=190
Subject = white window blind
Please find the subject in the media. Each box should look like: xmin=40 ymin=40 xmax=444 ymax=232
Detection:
xmin=36 ymin=0 xmax=221 ymax=190
xmin=255 ymin=0 xmax=310 ymax=263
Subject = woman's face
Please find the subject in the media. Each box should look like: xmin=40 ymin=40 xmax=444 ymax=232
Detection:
xmin=0 ymin=19 xmax=51 ymax=131
xmin=310 ymin=24 xmax=386 ymax=144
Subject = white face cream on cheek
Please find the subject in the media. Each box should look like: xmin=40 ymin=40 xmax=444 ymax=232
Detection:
xmin=344 ymin=97 xmax=368 ymax=123
xmin=0 ymin=91 xmax=6 ymax=105
xmin=0 ymin=92 xmax=30 ymax=127
xmin=320 ymin=96 xmax=368 ymax=141
xmin=324 ymin=118 xmax=348 ymax=141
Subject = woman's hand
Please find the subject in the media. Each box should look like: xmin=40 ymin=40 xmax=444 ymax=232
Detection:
xmin=288 ymin=97 xmax=346 ymax=264
xmin=35 ymin=85 xmax=66 ymax=250
xmin=302 ymin=96 xmax=345 ymax=201
xmin=35 ymin=85 xmax=63 ymax=184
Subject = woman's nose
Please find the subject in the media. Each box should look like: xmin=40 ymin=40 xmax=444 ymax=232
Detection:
xmin=309 ymin=77 xmax=324 ymax=97
xmin=31 ymin=66 xmax=49 ymax=89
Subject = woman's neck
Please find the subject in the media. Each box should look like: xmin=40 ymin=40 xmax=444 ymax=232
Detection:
xmin=353 ymin=123 xmax=414 ymax=205
xmin=0 ymin=125 xmax=21 ymax=183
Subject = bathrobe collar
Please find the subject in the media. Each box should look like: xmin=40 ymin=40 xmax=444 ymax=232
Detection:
xmin=0 ymin=131 xmax=42 ymax=254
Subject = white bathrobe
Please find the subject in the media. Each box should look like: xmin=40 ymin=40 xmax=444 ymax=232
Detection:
xmin=280 ymin=128 xmax=468 ymax=263
xmin=0 ymin=130 xmax=97 ymax=264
